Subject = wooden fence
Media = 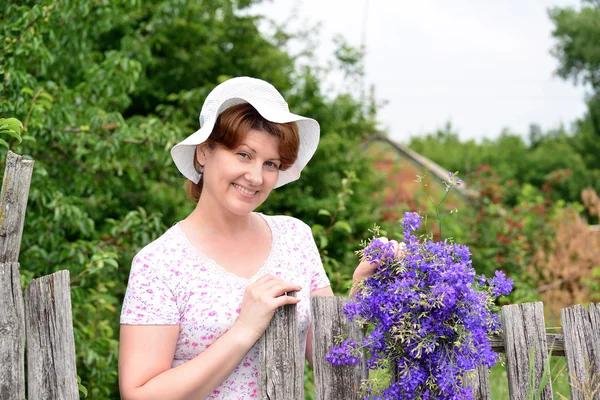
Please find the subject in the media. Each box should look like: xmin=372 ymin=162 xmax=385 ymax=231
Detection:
xmin=262 ymin=297 xmax=600 ymax=400
xmin=0 ymin=151 xmax=79 ymax=399
xmin=1 ymin=150 xmax=599 ymax=399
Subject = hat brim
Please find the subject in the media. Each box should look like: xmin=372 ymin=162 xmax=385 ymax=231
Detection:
xmin=171 ymin=97 xmax=320 ymax=188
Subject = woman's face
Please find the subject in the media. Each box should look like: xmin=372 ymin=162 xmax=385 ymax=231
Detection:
xmin=198 ymin=129 xmax=281 ymax=216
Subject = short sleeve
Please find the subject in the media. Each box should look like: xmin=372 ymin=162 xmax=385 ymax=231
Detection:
xmin=120 ymin=252 xmax=180 ymax=325
xmin=303 ymin=223 xmax=330 ymax=292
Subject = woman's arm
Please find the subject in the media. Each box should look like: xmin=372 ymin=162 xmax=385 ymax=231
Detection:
xmin=119 ymin=274 xmax=302 ymax=400
xmin=119 ymin=323 xmax=257 ymax=400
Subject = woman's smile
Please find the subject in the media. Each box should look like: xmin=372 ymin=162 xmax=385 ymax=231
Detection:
xmin=232 ymin=183 xmax=258 ymax=197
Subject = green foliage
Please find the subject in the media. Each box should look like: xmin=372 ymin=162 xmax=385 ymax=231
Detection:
xmin=408 ymin=125 xmax=595 ymax=207
xmin=2 ymin=0 xmax=597 ymax=397
xmin=550 ymin=1 xmax=600 ymax=173
xmin=549 ymin=1 xmax=600 ymax=90
xmin=1 ymin=1 xmax=383 ymax=397
xmin=0 ymin=117 xmax=23 ymax=149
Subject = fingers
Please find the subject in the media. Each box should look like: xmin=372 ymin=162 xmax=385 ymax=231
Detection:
xmin=354 ymin=237 xmax=405 ymax=281
xmin=253 ymin=274 xmax=301 ymax=292
xmin=272 ymin=292 xmax=301 ymax=308
xmin=376 ymin=237 xmax=408 ymax=259
xmin=246 ymin=274 xmax=301 ymax=304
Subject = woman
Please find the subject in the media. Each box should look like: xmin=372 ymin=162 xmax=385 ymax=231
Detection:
xmin=118 ymin=77 xmax=395 ymax=400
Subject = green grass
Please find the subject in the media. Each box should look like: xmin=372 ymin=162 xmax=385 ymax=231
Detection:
xmin=489 ymin=356 xmax=571 ymax=399
xmin=304 ymin=356 xmax=573 ymax=399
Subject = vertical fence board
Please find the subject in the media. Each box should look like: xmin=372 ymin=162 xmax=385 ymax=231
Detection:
xmin=0 ymin=151 xmax=34 ymax=264
xmin=561 ymin=303 xmax=600 ymax=400
xmin=310 ymin=296 xmax=366 ymax=400
xmin=25 ymin=270 xmax=78 ymax=400
xmin=0 ymin=262 xmax=25 ymax=399
xmin=465 ymin=364 xmax=492 ymax=400
xmin=502 ymin=302 xmax=553 ymax=400
xmin=259 ymin=291 xmax=303 ymax=399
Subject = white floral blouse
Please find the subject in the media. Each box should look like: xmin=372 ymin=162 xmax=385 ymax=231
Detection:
xmin=120 ymin=214 xmax=330 ymax=399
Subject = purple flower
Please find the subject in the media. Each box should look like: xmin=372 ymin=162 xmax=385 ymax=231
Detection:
xmin=488 ymin=270 xmax=514 ymax=297
xmin=445 ymin=172 xmax=464 ymax=191
xmin=326 ymin=339 xmax=361 ymax=366
xmin=403 ymin=212 xmax=422 ymax=235
xmin=328 ymin=210 xmax=512 ymax=399
xmin=363 ymin=238 xmax=396 ymax=266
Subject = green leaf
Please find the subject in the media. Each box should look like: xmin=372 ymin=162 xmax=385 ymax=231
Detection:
xmin=78 ymin=383 xmax=88 ymax=398
xmin=317 ymin=209 xmax=332 ymax=217
xmin=0 ymin=138 xmax=9 ymax=149
xmin=0 ymin=117 xmax=23 ymax=132
xmin=333 ymin=220 xmax=352 ymax=234
xmin=311 ymin=224 xmax=325 ymax=236
xmin=0 ymin=129 xmax=22 ymax=144
xmin=39 ymin=91 xmax=54 ymax=101
xmin=318 ymin=235 xmax=328 ymax=249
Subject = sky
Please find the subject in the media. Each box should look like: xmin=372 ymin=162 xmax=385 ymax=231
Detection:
xmin=250 ymin=0 xmax=590 ymax=142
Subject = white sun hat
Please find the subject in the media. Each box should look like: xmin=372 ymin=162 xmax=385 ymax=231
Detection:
xmin=170 ymin=77 xmax=320 ymax=188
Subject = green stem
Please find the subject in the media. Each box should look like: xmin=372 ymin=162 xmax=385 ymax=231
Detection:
xmin=425 ymin=189 xmax=450 ymax=239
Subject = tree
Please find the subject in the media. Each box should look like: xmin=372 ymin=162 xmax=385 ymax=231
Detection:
xmin=549 ymin=1 xmax=600 ymax=172
xmin=1 ymin=1 xmax=383 ymax=397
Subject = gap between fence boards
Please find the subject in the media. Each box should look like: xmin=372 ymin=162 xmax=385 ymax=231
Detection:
xmin=489 ymin=332 xmax=564 ymax=356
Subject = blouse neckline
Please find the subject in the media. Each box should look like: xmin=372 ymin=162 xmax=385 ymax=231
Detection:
xmin=173 ymin=213 xmax=279 ymax=286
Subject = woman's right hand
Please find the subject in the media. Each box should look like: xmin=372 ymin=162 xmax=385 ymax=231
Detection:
xmin=350 ymin=237 xmax=405 ymax=296
xmin=234 ymin=274 xmax=302 ymax=343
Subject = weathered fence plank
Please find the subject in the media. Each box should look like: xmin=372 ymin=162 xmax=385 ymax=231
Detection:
xmin=489 ymin=333 xmax=565 ymax=356
xmin=0 ymin=262 xmax=25 ymax=399
xmin=561 ymin=303 xmax=600 ymax=400
xmin=503 ymin=302 xmax=553 ymax=400
xmin=465 ymin=364 xmax=492 ymax=400
xmin=311 ymin=296 xmax=366 ymax=400
xmin=258 ymin=291 xmax=303 ymax=399
xmin=25 ymin=270 xmax=78 ymax=400
xmin=0 ymin=151 xmax=34 ymax=264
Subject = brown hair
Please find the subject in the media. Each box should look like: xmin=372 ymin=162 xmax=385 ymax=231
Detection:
xmin=185 ymin=102 xmax=300 ymax=202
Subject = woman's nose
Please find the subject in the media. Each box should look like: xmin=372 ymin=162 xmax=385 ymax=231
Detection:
xmin=245 ymin=162 xmax=263 ymax=185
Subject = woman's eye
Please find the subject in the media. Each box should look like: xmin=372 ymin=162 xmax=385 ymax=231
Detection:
xmin=237 ymin=152 xmax=250 ymax=159
xmin=265 ymin=161 xmax=280 ymax=169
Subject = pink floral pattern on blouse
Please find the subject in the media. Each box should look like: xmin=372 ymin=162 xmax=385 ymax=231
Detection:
xmin=120 ymin=214 xmax=330 ymax=399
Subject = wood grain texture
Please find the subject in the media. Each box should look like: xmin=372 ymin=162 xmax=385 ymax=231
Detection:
xmin=502 ymin=302 xmax=553 ymax=400
xmin=0 ymin=262 xmax=25 ymax=399
xmin=560 ymin=303 xmax=600 ymax=400
xmin=258 ymin=291 xmax=303 ymax=399
xmin=464 ymin=364 xmax=492 ymax=400
xmin=0 ymin=151 xmax=34 ymax=264
xmin=489 ymin=333 xmax=564 ymax=357
xmin=310 ymin=296 xmax=366 ymax=400
xmin=25 ymin=270 xmax=78 ymax=400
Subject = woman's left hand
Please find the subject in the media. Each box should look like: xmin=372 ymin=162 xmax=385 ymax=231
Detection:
xmin=350 ymin=237 xmax=404 ymax=296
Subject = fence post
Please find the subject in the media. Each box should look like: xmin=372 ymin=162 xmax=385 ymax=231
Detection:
xmin=0 ymin=151 xmax=34 ymax=399
xmin=258 ymin=291 xmax=303 ymax=399
xmin=0 ymin=262 xmax=26 ymax=399
xmin=310 ymin=296 xmax=366 ymax=400
xmin=0 ymin=151 xmax=35 ymax=263
xmin=502 ymin=302 xmax=553 ymax=400
xmin=560 ymin=303 xmax=600 ymax=400
xmin=465 ymin=364 xmax=492 ymax=400
xmin=25 ymin=270 xmax=79 ymax=400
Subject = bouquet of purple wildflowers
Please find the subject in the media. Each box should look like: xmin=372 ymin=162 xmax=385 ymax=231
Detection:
xmin=327 ymin=211 xmax=513 ymax=399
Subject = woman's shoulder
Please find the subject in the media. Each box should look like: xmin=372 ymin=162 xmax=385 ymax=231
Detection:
xmin=131 ymin=224 xmax=185 ymax=268
xmin=261 ymin=213 xmax=309 ymax=229
xmin=260 ymin=213 xmax=313 ymax=239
